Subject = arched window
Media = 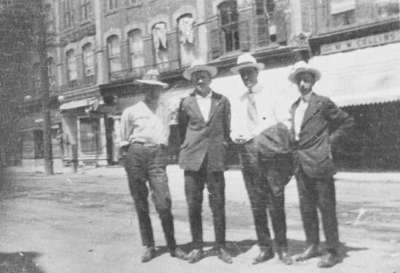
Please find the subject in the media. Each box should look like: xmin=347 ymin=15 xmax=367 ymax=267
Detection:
xmin=127 ymin=29 xmax=144 ymax=70
xmin=107 ymin=35 xmax=121 ymax=73
xmin=32 ymin=63 xmax=41 ymax=91
xmin=218 ymin=1 xmax=239 ymax=52
xmin=152 ymin=22 xmax=169 ymax=70
xmin=255 ymin=0 xmax=277 ymax=45
xmin=81 ymin=0 xmax=91 ymax=21
xmin=177 ymin=14 xmax=195 ymax=66
xmin=82 ymin=43 xmax=95 ymax=79
xmin=66 ymin=49 xmax=77 ymax=82
xmin=46 ymin=57 xmax=56 ymax=87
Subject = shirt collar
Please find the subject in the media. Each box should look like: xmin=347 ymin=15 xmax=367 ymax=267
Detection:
xmin=249 ymin=82 xmax=263 ymax=94
xmin=196 ymin=91 xmax=212 ymax=99
xmin=300 ymin=91 xmax=313 ymax=103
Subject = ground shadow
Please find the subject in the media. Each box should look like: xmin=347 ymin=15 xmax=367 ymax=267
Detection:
xmin=153 ymin=239 xmax=368 ymax=264
xmin=0 ymin=252 xmax=45 ymax=273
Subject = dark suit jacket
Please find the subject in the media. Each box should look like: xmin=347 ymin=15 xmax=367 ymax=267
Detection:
xmin=290 ymin=93 xmax=354 ymax=178
xmin=254 ymin=122 xmax=292 ymax=159
xmin=178 ymin=91 xmax=231 ymax=172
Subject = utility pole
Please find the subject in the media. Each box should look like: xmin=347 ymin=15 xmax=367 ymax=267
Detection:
xmin=38 ymin=0 xmax=53 ymax=175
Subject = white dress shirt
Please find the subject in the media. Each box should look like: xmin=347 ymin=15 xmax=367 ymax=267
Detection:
xmin=294 ymin=92 xmax=312 ymax=140
xmin=195 ymin=91 xmax=212 ymax=122
xmin=231 ymin=82 xmax=291 ymax=143
xmin=120 ymin=100 xmax=171 ymax=147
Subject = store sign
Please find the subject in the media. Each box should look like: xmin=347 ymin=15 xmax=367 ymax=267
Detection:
xmin=321 ymin=30 xmax=400 ymax=54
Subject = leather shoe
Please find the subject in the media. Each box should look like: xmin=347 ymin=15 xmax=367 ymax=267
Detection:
xmin=278 ymin=250 xmax=293 ymax=265
xmin=170 ymin=247 xmax=187 ymax=260
xmin=218 ymin=248 xmax=233 ymax=264
xmin=294 ymin=244 xmax=320 ymax=262
xmin=318 ymin=252 xmax=339 ymax=268
xmin=187 ymin=249 xmax=203 ymax=264
xmin=141 ymin=246 xmax=156 ymax=263
xmin=252 ymin=247 xmax=274 ymax=265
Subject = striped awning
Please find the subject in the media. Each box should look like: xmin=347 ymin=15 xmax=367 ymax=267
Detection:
xmin=310 ymin=42 xmax=400 ymax=107
xmin=60 ymin=97 xmax=103 ymax=111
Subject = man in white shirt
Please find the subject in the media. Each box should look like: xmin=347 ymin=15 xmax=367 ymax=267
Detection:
xmin=178 ymin=59 xmax=232 ymax=264
xmin=230 ymin=53 xmax=293 ymax=265
xmin=120 ymin=69 xmax=187 ymax=263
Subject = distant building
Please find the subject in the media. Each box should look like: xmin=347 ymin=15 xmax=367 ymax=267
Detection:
xmin=304 ymin=0 xmax=400 ymax=170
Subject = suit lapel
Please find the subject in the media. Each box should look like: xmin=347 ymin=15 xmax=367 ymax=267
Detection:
xmin=188 ymin=92 xmax=206 ymax=124
xmin=290 ymin=99 xmax=300 ymax=141
xmin=207 ymin=92 xmax=221 ymax=124
xmin=300 ymin=93 xmax=319 ymax=130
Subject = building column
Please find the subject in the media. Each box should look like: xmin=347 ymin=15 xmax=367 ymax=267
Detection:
xmin=94 ymin=0 xmax=106 ymax=84
xmin=289 ymin=0 xmax=303 ymax=37
xmin=196 ymin=0 xmax=208 ymax=61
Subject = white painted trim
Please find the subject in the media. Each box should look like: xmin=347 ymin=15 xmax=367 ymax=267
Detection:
xmin=147 ymin=14 xmax=170 ymax=33
xmin=172 ymin=5 xmax=197 ymax=28
xmin=124 ymin=22 xmax=146 ymax=38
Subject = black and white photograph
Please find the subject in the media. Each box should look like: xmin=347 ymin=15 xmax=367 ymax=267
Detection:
xmin=0 ymin=0 xmax=399 ymax=272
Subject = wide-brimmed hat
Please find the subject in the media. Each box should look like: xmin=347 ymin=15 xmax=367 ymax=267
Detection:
xmin=231 ymin=52 xmax=265 ymax=74
xmin=288 ymin=61 xmax=321 ymax=84
xmin=183 ymin=59 xmax=217 ymax=80
xmin=136 ymin=69 xmax=168 ymax=88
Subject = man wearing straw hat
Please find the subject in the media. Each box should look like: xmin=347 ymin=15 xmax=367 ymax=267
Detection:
xmin=178 ymin=59 xmax=233 ymax=264
xmin=288 ymin=61 xmax=353 ymax=268
xmin=230 ymin=52 xmax=294 ymax=265
xmin=120 ymin=69 xmax=187 ymax=263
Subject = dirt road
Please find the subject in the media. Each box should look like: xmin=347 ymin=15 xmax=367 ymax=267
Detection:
xmin=0 ymin=166 xmax=399 ymax=273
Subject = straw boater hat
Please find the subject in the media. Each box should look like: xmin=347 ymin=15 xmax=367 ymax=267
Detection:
xmin=288 ymin=61 xmax=321 ymax=84
xmin=183 ymin=59 xmax=218 ymax=80
xmin=136 ymin=69 xmax=168 ymax=88
xmin=231 ymin=52 xmax=265 ymax=74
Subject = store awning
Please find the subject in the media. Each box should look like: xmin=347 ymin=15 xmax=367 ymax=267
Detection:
xmin=60 ymin=97 xmax=103 ymax=111
xmin=310 ymin=42 xmax=400 ymax=107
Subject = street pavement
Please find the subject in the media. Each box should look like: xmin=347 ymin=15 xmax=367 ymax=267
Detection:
xmin=0 ymin=165 xmax=399 ymax=273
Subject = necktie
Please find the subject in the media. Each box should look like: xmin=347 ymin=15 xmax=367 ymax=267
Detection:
xmin=247 ymin=92 xmax=258 ymax=134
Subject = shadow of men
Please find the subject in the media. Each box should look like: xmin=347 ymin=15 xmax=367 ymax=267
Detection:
xmin=0 ymin=251 xmax=45 ymax=273
xmin=148 ymin=239 xmax=368 ymax=264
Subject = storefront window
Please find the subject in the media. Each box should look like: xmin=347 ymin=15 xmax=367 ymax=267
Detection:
xmin=79 ymin=117 xmax=101 ymax=154
xmin=33 ymin=130 xmax=44 ymax=159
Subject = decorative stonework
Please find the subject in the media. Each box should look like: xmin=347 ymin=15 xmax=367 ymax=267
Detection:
xmin=60 ymin=24 xmax=96 ymax=47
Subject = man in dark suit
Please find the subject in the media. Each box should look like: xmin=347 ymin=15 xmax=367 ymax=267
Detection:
xmin=289 ymin=61 xmax=354 ymax=268
xmin=178 ymin=59 xmax=232 ymax=264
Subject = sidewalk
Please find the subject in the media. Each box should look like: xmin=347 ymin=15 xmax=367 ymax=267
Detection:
xmin=7 ymin=164 xmax=400 ymax=183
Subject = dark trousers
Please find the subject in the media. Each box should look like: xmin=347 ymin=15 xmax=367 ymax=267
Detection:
xmin=295 ymin=167 xmax=339 ymax=251
xmin=184 ymin=157 xmax=226 ymax=249
xmin=239 ymin=141 xmax=289 ymax=249
xmin=124 ymin=143 xmax=176 ymax=251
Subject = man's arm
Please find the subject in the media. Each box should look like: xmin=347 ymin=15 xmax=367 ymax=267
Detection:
xmin=223 ymin=97 xmax=232 ymax=143
xmin=323 ymin=98 xmax=354 ymax=145
xmin=177 ymin=98 xmax=188 ymax=145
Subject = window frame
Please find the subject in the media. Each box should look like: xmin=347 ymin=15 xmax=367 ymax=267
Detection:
xmin=127 ymin=29 xmax=145 ymax=70
xmin=82 ymin=43 xmax=95 ymax=79
xmin=66 ymin=49 xmax=77 ymax=83
xmin=218 ymin=0 xmax=240 ymax=53
xmin=107 ymin=35 xmax=122 ymax=74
